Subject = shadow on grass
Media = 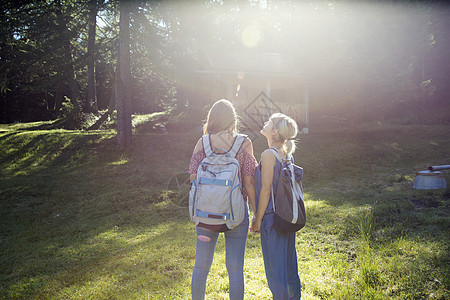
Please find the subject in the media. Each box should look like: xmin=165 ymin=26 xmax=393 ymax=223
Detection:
xmin=0 ymin=131 xmax=111 ymax=175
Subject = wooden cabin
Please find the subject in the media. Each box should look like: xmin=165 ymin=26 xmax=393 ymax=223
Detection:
xmin=192 ymin=49 xmax=309 ymax=133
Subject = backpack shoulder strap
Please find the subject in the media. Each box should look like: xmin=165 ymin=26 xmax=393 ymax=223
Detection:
xmin=202 ymin=134 xmax=213 ymax=157
xmin=269 ymin=148 xmax=282 ymax=162
xmin=228 ymin=134 xmax=247 ymax=158
xmin=268 ymin=148 xmax=291 ymax=163
xmin=269 ymin=148 xmax=283 ymax=213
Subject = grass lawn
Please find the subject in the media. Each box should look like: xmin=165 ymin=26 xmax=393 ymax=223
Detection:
xmin=0 ymin=117 xmax=449 ymax=299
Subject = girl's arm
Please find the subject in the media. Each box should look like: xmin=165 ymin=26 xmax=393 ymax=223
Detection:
xmin=244 ymin=175 xmax=256 ymax=213
xmin=251 ymin=149 xmax=275 ymax=233
xmin=189 ymin=173 xmax=197 ymax=184
xmin=242 ymin=138 xmax=257 ymax=214
xmin=189 ymin=138 xmax=203 ymax=183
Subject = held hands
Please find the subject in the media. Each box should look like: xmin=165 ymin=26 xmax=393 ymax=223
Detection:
xmin=250 ymin=216 xmax=261 ymax=234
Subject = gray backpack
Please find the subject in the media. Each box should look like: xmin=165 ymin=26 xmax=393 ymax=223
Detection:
xmin=189 ymin=134 xmax=246 ymax=230
xmin=270 ymin=148 xmax=306 ymax=233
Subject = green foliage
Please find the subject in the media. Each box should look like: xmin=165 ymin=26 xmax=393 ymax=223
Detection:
xmin=59 ymin=97 xmax=103 ymax=130
xmin=60 ymin=96 xmax=83 ymax=129
xmin=352 ymin=207 xmax=374 ymax=243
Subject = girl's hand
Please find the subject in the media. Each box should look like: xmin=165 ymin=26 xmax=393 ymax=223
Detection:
xmin=251 ymin=217 xmax=261 ymax=234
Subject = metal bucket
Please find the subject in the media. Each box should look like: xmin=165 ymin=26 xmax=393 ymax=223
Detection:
xmin=413 ymin=170 xmax=447 ymax=190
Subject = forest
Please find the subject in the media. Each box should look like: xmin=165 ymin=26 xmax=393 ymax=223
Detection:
xmin=1 ymin=0 xmax=449 ymax=134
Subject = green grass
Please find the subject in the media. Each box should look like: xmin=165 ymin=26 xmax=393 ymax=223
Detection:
xmin=0 ymin=119 xmax=449 ymax=299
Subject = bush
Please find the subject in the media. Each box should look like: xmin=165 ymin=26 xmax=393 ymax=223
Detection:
xmin=60 ymin=97 xmax=104 ymax=130
xmin=60 ymin=97 xmax=83 ymax=129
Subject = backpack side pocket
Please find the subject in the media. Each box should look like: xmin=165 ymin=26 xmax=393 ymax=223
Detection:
xmin=188 ymin=179 xmax=198 ymax=221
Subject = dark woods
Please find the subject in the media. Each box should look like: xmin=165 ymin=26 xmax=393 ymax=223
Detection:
xmin=0 ymin=0 xmax=173 ymax=126
xmin=0 ymin=0 xmax=449 ymax=126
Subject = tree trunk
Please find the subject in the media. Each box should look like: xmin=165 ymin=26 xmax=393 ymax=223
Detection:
xmin=116 ymin=2 xmax=132 ymax=149
xmin=108 ymin=64 xmax=116 ymax=114
xmin=55 ymin=0 xmax=79 ymax=113
xmin=87 ymin=0 xmax=98 ymax=113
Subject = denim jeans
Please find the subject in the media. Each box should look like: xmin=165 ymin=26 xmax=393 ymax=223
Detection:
xmin=191 ymin=205 xmax=249 ymax=300
xmin=260 ymin=213 xmax=301 ymax=300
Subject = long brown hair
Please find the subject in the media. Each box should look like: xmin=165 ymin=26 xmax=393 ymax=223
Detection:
xmin=203 ymin=99 xmax=240 ymax=135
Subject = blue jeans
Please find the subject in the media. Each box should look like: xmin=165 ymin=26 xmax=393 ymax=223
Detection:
xmin=260 ymin=213 xmax=301 ymax=300
xmin=191 ymin=206 xmax=249 ymax=300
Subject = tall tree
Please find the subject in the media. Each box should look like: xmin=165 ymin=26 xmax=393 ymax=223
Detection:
xmin=86 ymin=0 xmax=100 ymax=112
xmin=428 ymin=2 xmax=450 ymax=106
xmin=116 ymin=1 xmax=132 ymax=149
xmin=54 ymin=0 xmax=79 ymax=111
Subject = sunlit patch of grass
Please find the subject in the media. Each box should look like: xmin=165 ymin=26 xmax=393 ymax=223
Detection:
xmin=0 ymin=120 xmax=55 ymax=131
xmin=132 ymin=112 xmax=167 ymax=127
xmin=352 ymin=206 xmax=374 ymax=243
xmin=5 ymin=217 xmax=197 ymax=299
xmin=132 ymin=112 xmax=169 ymax=134
xmin=109 ymin=154 xmax=129 ymax=166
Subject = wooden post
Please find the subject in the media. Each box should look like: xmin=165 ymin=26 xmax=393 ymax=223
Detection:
xmin=302 ymin=88 xmax=309 ymax=134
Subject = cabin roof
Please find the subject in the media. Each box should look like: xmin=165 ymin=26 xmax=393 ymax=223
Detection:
xmin=194 ymin=49 xmax=303 ymax=77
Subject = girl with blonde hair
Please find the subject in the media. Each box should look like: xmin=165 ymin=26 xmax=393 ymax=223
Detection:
xmin=188 ymin=99 xmax=258 ymax=300
xmin=251 ymin=113 xmax=302 ymax=300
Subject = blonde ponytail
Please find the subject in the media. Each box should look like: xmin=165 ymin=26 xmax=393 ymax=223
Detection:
xmin=285 ymin=139 xmax=296 ymax=156
xmin=270 ymin=113 xmax=298 ymax=156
